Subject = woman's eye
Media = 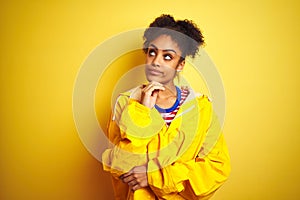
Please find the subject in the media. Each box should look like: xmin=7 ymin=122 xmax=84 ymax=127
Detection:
xmin=164 ymin=54 xmax=172 ymax=60
xmin=148 ymin=49 xmax=156 ymax=56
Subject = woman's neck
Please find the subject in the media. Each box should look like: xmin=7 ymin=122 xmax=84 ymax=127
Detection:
xmin=155 ymin=84 xmax=178 ymax=109
xmin=158 ymin=84 xmax=177 ymax=99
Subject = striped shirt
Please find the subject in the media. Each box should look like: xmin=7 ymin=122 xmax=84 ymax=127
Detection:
xmin=155 ymin=86 xmax=190 ymax=126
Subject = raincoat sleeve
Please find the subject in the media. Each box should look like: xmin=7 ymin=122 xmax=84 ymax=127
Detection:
xmin=102 ymin=96 xmax=165 ymax=178
xmin=147 ymin=99 xmax=231 ymax=199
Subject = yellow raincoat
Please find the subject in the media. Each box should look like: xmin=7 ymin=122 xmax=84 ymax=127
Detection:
xmin=102 ymin=86 xmax=230 ymax=199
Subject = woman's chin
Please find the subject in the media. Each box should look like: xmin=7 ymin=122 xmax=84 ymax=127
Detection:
xmin=147 ymin=79 xmax=164 ymax=85
xmin=146 ymin=76 xmax=160 ymax=83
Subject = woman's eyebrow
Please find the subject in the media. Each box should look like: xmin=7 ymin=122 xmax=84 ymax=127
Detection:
xmin=149 ymin=44 xmax=177 ymax=54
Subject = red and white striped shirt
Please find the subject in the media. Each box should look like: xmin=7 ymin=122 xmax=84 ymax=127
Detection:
xmin=155 ymin=86 xmax=190 ymax=126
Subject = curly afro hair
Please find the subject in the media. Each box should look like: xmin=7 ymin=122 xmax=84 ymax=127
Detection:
xmin=143 ymin=14 xmax=204 ymax=59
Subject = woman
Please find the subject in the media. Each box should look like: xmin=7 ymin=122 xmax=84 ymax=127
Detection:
xmin=102 ymin=14 xmax=230 ymax=199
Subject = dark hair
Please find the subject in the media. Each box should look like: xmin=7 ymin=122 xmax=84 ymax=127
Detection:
xmin=143 ymin=14 xmax=204 ymax=59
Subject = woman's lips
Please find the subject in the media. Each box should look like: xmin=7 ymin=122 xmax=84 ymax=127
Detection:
xmin=148 ymin=69 xmax=162 ymax=75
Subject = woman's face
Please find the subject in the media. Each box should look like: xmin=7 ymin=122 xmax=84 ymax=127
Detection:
xmin=145 ymin=34 xmax=185 ymax=86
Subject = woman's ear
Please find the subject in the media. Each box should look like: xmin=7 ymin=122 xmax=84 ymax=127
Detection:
xmin=177 ymin=59 xmax=185 ymax=71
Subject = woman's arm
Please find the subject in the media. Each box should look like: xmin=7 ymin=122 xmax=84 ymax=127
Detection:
xmin=102 ymin=96 xmax=165 ymax=178
xmin=146 ymin=97 xmax=231 ymax=199
xmin=147 ymin=133 xmax=230 ymax=199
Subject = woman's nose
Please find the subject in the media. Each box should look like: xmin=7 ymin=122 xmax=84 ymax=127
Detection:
xmin=152 ymin=55 xmax=161 ymax=67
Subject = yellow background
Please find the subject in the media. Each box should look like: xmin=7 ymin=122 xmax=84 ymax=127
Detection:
xmin=1 ymin=0 xmax=300 ymax=199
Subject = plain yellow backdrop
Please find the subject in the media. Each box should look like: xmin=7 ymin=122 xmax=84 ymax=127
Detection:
xmin=1 ymin=0 xmax=300 ymax=199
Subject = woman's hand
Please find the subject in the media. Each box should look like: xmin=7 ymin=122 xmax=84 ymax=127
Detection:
xmin=141 ymin=81 xmax=165 ymax=109
xmin=119 ymin=165 xmax=148 ymax=191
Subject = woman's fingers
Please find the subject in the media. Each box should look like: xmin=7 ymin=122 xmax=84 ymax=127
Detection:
xmin=131 ymin=183 xmax=142 ymax=191
xmin=119 ymin=165 xmax=148 ymax=191
xmin=142 ymin=83 xmax=165 ymax=95
xmin=123 ymin=176 xmax=141 ymax=191
xmin=121 ymin=174 xmax=135 ymax=184
xmin=123 ymin=174 xmax=147 ymax=191
xmin=141 ymin=82 xmax=165 ymax=108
